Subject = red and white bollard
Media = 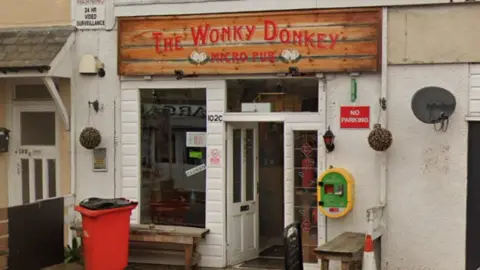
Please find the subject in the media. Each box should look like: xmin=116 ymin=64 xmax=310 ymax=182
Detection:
xmin=362 ymin=233 xmax=377 ymax=270
xmin=363 ymin=209 xmax=377 ymax=270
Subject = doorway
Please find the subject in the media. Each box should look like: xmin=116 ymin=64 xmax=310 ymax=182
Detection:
xmin=226 ymin=122 xmax=284 ymax=269
xmin=8 ymin=103 xmax=59 ymax=206
xmin=467 ymin=122 xmax=480 ymax=270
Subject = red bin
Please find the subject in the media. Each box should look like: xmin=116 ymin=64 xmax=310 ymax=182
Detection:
xmin=75 ymin=198 xmax=138 ymax=270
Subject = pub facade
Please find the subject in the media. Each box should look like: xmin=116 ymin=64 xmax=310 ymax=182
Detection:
xmin=71 ymin=1 xmax=479 ymax=269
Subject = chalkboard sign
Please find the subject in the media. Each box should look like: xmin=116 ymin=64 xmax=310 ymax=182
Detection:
xmin=284 ymin=222 xmax=304 ymax=270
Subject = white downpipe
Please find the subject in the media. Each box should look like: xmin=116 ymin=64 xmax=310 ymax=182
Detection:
xmin=379 ymin=7 xmax=388 ymax=208
xmin=68 ymin=54 xmax=77 ymax=243
xmin=318 ymin=73 xmax=328 ymax=243
xmin=70 ymin=81 xmax=76 ymax=198
xmin=366 ymin=7 xmax=388 ymax=241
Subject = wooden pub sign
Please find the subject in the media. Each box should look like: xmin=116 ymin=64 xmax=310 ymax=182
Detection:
xmin=118 ymin=8 xmax=382 ymax=76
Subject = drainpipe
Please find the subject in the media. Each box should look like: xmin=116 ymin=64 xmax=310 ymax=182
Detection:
xmin=318 ymin=73 xmax=328 ymax=243
xmin=70 ymin=82 xmax=76 ymax=199
xmin=69 ymin=57 xmax=77 ymax=243
xmin=367 ymin=7 xmax=388 ymax=239
xmin=379 ymin=7 xmax=388 ymax=209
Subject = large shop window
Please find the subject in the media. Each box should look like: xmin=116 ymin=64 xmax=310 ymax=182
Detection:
xmin=226 ymin=79 xmax=318 ymax=113
xmin=140 ymin=88 xmax=207 ymax=228
xmin=293 ymin=131 xmax=318 ymax=263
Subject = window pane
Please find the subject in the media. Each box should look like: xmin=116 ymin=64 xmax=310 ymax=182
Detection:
xmin=21 ymin=112 xmax=55 ymax=145
xmin=233 ymin=129 xmax=242 ymax=203
xmin=34 ymin=159 xmax=43 ymax=201
xmin=48 ymin=159 xmax=56 ymax=198
xmin=227 ymin=79 xmax=318 ymax=112
xmin=21 ymin=159 xmax=29 ymax=204
xmin=140 ymin=88 xmax=206 ymax=228
xmin=293 ymin=130 xmax=318 ymax=263
xmin=246 ymin=129 xmax=254 ymax=201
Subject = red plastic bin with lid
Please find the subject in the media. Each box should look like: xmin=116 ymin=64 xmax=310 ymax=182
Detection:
xmin=75 ymin=198 xmax=138 ymax=270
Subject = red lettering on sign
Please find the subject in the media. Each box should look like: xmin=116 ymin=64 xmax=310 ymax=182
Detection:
xmin=264 ymin=20 xmax=276 ymax=41
xmin=152 ymin=32 xmax=184 ymax=53
xmin=191 ymin=24 xmax=256 ymax=46
xmin=174 ymin=36 xmax=182 ymax=51
xmin=340 ymin=106 xmax=370 ymax=129
xmin=245 ymin=25 xmax=256 ymax=40
xmin=191 ymin=24 xmax=210 ymax=46
xmin=221 ymin=27 xmax=232 ymax=42
xmin=152 ymin=20 xmax=345 ymax=55
xmin=233 ymin=25 xmax=244 ymax=41
xmin=210 ymin=51 xmax=253 ymax=63
xmin=329 ymin=33 xmax=340 ymax=49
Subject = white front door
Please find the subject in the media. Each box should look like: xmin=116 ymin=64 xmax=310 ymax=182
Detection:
xmin=9 ymin=104 xmax=59 ymax=206
xmin=226 ymin=122 xmax=259 ymax=265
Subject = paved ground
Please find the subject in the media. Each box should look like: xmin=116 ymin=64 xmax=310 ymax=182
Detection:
xmin=45 ymin=263 xmax=239 ymax=270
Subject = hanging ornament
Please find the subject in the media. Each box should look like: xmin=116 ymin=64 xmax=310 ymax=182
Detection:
xmin=79 ymin=127 xmax=102 ymax=150
xmin=368 ymin=123 xmax=392 ymax=151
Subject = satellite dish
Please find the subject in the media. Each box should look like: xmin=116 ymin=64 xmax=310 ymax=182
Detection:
xmin=411 ymin=86 xmax=456 ymax=124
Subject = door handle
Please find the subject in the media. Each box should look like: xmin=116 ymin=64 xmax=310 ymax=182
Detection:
xmin=17 ymin=163 xmax=21 ymax=175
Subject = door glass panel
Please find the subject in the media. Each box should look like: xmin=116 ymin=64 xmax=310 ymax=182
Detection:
xmin=245 ymin=129 xmax=254 ymax=201
xmin=47 ymin=159 xmax=56 ymax=198
xmin=21 ymin=112 xmax=55 ymax=145
xmin=21 ymin=159 xmax=29 ymax=204
xmin=293 ymin=130 xmax=318 ymax=263
xmin=233 ymin=129 xmax=242 ymax=203
xmin=34 ymin=159 xmax=43 ymax=201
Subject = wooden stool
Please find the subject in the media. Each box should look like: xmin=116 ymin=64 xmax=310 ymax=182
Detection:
xmin=314 ymin=232 xmax=365 ymax=270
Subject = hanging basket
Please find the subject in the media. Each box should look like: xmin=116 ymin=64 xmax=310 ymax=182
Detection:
xmin=368 ymin=123 xmax=392 ymax=152
xmin=79 ymin=127 xmax=101 ymax=150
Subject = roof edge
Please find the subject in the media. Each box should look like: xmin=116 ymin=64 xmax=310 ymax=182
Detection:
xmin=0 ymin=66 xmax=51 ymax=74
xmin=0 ymin=25 xmax=76 ymax=33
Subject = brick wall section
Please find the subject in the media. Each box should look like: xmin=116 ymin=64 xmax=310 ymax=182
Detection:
xmin=0 ymin=207 xmax=7 ymax=269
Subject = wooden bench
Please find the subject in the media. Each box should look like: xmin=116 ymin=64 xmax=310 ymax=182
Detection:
xmin=71 ymin=221 xmax=209 ymax=270
xmin=313 ymin=232 xmax=364 ymax=270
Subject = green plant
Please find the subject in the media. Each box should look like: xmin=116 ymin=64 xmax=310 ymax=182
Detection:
xmin=64 ymin=237 xmax=83 ymax=265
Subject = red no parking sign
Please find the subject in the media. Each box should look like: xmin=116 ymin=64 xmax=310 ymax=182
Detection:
xmin=340 ymin=106 xmax=370 ymax=129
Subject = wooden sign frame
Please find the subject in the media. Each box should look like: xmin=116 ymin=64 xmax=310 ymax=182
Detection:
xmin=118 ymin=8 xmax=382 ymax=76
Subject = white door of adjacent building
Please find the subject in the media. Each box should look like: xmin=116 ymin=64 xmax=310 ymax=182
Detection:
xmin=226 ymin=122 xmax=259 ymax=266
xmin=9 ymin=104 xmax=59 ymax=206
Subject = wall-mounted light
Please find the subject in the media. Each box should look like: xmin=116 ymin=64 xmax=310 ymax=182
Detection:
xmin=79 ymin=54 xmax=105 ymax=77
xmin=174 ymin=69 xmax=198 ymax=80
xmin=323 ymin=126 xmax=335 ymax=152
xmin=88 ymin=100 xmax=100 ymax=113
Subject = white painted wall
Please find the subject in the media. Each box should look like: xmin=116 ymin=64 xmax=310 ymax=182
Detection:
xmin=72 ymin=0 xmax=123 ymax=213
xmin=469 ymin=64 xmax=480 ymax=116
xmin=383 ymin=64 xmax=468 ymax=270
xmin=114 ymin=0 xmax=473 ymax=17
xmin=204 ymin=83 xmax=227 ymax=267
xmin=73 ymin=28 xmax=121 ymax=204
xmin=320 ymin=74 xmax=383 ymax=270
